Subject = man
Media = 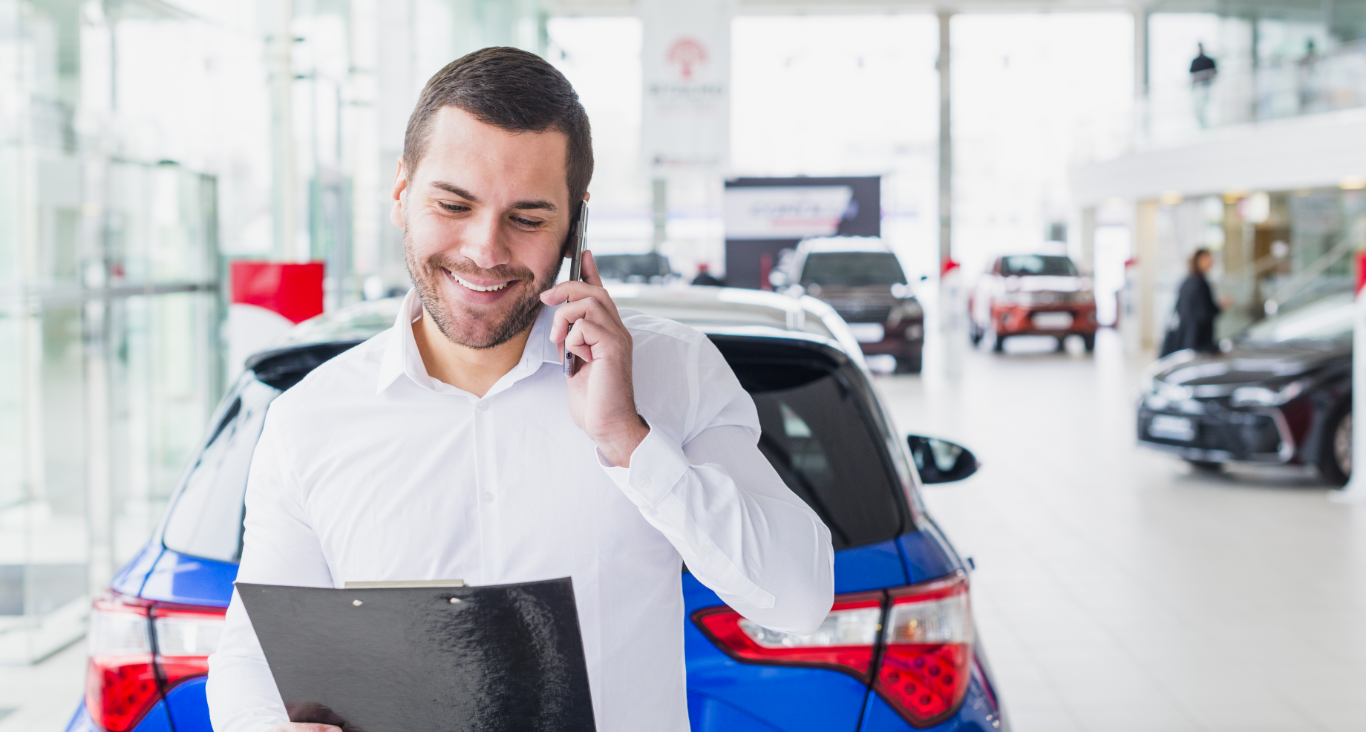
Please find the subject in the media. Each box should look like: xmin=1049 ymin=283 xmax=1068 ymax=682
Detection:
xmin=1189 ymin=42 xmax=1217 ymax=82
xmin=206 ymin=47 xmax=834 ymax=732
xmin=690 ymin=262 xmax=723 ymax=287
xmin=1189 ymin=42 xmax=1218 ymax=127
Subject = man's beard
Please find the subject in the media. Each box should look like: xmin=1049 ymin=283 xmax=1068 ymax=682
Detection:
xmin=403 ymin=223 xmax=563 ymax=350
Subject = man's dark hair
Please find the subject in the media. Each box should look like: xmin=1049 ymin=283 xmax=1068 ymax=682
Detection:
xmin=404 ymin=47 xmax=593 ymax=210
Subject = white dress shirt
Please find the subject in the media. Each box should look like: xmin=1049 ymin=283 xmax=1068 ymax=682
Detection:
xmin=206 ymin=290 xmax=835 ymax=732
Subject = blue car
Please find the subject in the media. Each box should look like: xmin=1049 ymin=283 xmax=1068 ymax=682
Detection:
xmin=69 ymin=286 xmax=1008 ymax=732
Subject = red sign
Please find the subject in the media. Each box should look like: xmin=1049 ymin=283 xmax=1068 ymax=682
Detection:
xmin=230 ymin=261 xmax=325 ymax=324
xmin=1358 ymin=252 xmax=1366 ymax=295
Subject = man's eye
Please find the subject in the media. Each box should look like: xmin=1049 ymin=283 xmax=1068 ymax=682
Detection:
xmin=512 ymin=217 xmax=543 ymax=228
xmin=438 ymin=202 xmax=468 ymax=213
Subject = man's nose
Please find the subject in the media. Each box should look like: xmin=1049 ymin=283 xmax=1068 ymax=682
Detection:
xmin=459 ymin=211 xmax=511 ymax=270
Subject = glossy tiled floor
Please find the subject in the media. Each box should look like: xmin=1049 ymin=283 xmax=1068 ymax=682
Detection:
xmin=876 ymin=330 xmax=1366 ymax=732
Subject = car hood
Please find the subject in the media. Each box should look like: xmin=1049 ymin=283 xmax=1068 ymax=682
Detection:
xmin=1004 ymin=275 xmax=1086 ymax=292
xmin=1152 ymin=344 xmax=1348 ymax=388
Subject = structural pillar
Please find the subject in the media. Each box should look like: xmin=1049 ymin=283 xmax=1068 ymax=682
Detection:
xmin=652 ymin=177 xmax=667 ymax=253
xmin=268 ymin=0 xmax=297 ymax=262
xmin=937 ymin=12 xmax=953 ymax=270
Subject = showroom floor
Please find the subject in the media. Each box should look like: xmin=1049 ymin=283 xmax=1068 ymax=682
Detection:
xmin=882 ymin=329 xmax=1366 ymax=732
xmin=6 ymin=330 xmax=1366 ymax=732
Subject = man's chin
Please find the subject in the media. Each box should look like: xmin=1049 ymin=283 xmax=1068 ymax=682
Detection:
xmin=424 ymin=290 xmax=544 ymax=351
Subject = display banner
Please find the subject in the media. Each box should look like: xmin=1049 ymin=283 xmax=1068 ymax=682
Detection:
xmin=723 ymin=176 xmax=881 ymax=290
xmin=640 ymin=0 xmax=732 ymax=176
xmin=724 ymin=186 xmax=855 ymax=240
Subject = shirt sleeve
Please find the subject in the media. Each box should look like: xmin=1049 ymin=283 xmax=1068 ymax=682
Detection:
xmin=599 ymin=333 xmax=835 ymax=635
xmin=206 ymin=408 xmax=336 ymax=732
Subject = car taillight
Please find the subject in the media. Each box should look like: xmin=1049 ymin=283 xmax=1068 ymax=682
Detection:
xmin=86 ymin=594 xmax=226 ymax=732
xmin=876 ymin=574 xmax=973 ymax=727
xmin=694 ymin=591 xmax=883 ymax=680
xmin=693 ymin=572 xmax=973 ymax=728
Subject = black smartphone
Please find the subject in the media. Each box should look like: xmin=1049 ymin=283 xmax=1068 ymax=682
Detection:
xmin=564 ymin=201 xmax=589 ymax=377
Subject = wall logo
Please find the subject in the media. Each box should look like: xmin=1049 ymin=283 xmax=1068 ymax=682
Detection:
xmin=666 ymin=37 xmax=708 ymax=81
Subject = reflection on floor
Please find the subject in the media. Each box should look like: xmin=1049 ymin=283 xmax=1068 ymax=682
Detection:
xmin=877 ymin=329 xmax=1366 ymax=732
xmin=0 ymin=638 xmax=82 ymax=732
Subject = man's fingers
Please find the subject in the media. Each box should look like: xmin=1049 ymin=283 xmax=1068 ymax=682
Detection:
xmin=550 ymin=296 xmax=620 ymax=343
xmin=581 ymin=250 xmax=604 ymax=288
xmin=565 ymin=317 xmax=625 ymax=363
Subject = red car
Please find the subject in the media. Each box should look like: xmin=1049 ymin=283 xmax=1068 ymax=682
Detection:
xmin=969 ymin=254 xmax=1098 ymax=352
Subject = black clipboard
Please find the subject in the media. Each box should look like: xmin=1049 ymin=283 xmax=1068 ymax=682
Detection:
xmin=237 ymin=577 xmax=597 ymax=732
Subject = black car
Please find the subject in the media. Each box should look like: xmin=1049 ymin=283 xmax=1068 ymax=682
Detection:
xmin=1137 ymin=291 xmax=1353 ymax=484
xmin=592 ymin=252 xmax=677 ymax=283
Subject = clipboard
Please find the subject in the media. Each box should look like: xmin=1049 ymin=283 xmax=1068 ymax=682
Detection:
xmin=236 ymin=577 xmax=597 ymax=732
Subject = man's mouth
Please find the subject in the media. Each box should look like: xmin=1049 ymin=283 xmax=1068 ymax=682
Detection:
xmin=445 ymin=268 xmax=513 ymax=292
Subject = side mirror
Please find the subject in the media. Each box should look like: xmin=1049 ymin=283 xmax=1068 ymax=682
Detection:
xmin=768 ymin=269 xmax=789 ymax=288
xmin=906 ymin=435 xmax=979 ymax=484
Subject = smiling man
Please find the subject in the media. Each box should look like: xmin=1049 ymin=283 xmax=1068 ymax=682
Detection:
xmin=206 ymin=47 xmax=834 ymax=732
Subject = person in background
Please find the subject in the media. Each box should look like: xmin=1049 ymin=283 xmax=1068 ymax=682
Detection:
xmin=1189 ymin=42 xmax=1218 ymax=127
xmin=691 ymin=262 xmax=723 ymax=287
xmin=1189 ymin=42 xmax=1217 ymax=82
xmin=1298 ymin=39 xmax=1320 ymax=112
xmin=1161 ymin=248 xmax=1231 ymax=357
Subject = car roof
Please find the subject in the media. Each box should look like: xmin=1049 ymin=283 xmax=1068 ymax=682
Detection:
xmin=254 ymin=285 xmax=868 ymax=372
xmin=797 ymin=236 xmax=891 ymax=254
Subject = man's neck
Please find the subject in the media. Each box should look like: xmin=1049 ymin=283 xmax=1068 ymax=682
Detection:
xmin=412 ymin=306 xmax=534 ymax=398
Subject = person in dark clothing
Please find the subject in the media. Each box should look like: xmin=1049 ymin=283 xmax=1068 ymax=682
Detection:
xmin=691 ymin=262 xmax=723 ymax=287
xmin=1189 ymin=43 xmax=1217 ymax=81
xmin=1189 ymin=43 xmax=1218 ymax=127
xmin=1161 ymin=248 xmax=1226 ymax=357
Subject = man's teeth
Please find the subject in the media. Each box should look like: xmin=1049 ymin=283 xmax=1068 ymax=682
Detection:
xmin=448 ymin=271 xmax=509 ymax=292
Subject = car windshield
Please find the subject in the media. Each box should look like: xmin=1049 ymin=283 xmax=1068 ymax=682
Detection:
xmin=161 ymin=339 xmax=905 ymax=562
xmin=800 ymin=252 xmax=907 ymax=287
xmin=1242 ymin=292 xmax=1354 ymax=345
xmin=1001 ymin=255 xmax=1077 ymax=276
xmin=594 ymin=254 xmax=671 ymax=281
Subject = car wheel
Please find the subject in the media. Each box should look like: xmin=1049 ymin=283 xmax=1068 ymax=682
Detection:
xmin=894 ymin=354 xmax=922 ymax=374
xmin=1082 ymin=334 xmax=1096 ymax=352
xmin=1318 ymin=401 xmax=1351 ymax=487
xmin=1055 ymin=336 xmax=1067 ymax=352
xmin=1186 ymin=460 xmax=1223 ymax=473
xmin=991 ymin=332 xmax=1006 ymax=352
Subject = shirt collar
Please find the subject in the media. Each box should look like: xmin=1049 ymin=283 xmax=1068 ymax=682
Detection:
xmin=376 ymin=289 xmax=562 ymax=396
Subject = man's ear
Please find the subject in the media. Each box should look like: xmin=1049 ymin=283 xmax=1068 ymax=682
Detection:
xmin=389 ymin=157 xmax=408 ymax=228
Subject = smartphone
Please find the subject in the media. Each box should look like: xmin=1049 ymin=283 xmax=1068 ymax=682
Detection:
xmin=564 ymin=201 xmax=589 ymax=377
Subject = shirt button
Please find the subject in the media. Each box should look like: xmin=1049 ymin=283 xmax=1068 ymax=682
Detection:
xmin=481 ymin=492 xmax=494 ymax=503
xmin=700 ymin=544 xmax=713 ymax=557
xmin=476 ymin=401 xmax=489 ymax=412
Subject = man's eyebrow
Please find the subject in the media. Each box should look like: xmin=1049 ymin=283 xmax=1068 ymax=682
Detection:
xmin=429 ymin=181 xmax=477 ymax=200
xmin=427 ymin=181 xmax=556 ymax=213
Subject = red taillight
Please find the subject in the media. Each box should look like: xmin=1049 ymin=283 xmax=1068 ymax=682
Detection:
xmin=876 ymin=574 xmax=973 ymax=727
xmin=86 ymin=594 xmax=226 ymax=732
xmin=692 ymin=572 xmax=973 ymax=728
xmin=694 ymin=591 xmax=883 ymax=681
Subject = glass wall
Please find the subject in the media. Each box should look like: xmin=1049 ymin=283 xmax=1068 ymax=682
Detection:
xmin=0 ymin=0 xmax=222 ymax=663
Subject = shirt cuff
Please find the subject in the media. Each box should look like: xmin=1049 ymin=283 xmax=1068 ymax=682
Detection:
xmin=596 ymin=426 xmax=690 ymax=508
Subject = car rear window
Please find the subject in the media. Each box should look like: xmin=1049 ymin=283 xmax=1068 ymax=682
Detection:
xmin=800 ymin=252 xmax=908 ymax=288
xmin=1000 ymin=255 xmax=1077 ymax=276
xmin=724 ymin=353 xmax=906 ymax=551
xmin=162 ymin=376 xmax=280 ymax=562
xmin=161 ymin=339 xmax=906 ymax=563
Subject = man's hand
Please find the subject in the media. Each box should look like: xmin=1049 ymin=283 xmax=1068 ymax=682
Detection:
xmin=540 ymin=251 xmax=650 ymax=467
xmin=267 ymin=725 xmax=340 ymax=732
